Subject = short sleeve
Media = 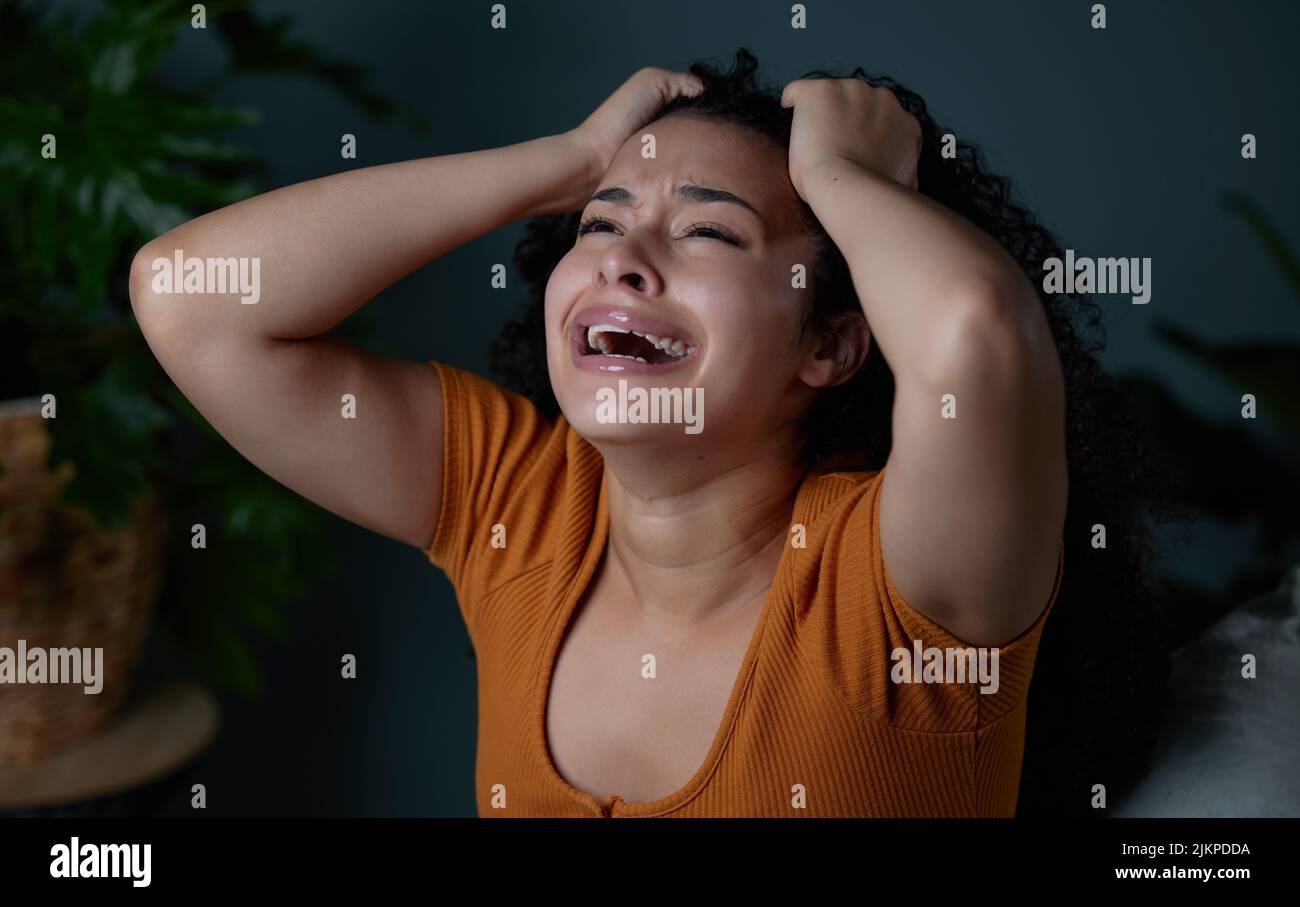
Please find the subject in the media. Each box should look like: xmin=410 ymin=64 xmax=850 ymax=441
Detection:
xmin=810 ymin=465 xmax=1064 ymax=733
xmin=423 ymin=361 xmax=566 ymax=635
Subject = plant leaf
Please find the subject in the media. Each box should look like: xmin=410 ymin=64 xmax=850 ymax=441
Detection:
xmin=1224 ymin=192 xmax=1300 ymax=304
xmin=1154 ymin=321 xmax=1300 ymax=436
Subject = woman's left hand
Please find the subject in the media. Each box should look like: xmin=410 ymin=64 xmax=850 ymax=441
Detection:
xmin=780 ymin=78 xmax=922 ymax=200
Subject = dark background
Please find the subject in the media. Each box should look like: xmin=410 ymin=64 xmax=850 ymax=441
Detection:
xmin=63 ymin=0 xmax=1299 ymax=815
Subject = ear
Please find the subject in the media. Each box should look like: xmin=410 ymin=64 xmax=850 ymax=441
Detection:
xmin=796 ymin=311 xmax=871 ymax=390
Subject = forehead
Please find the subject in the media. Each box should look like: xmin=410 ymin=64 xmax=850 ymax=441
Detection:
xmin=601 ymin=114 xmax=802 ymax=230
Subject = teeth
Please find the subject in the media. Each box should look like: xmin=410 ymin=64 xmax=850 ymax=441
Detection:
xmin=587 ymin=324 xmax=628 ymax=351
xmin=584 ymin=323 xmax=696 ymax=360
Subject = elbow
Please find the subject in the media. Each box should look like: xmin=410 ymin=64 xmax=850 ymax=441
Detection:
xmin=917 ymin=275 xmax=1059 ymax=394
xmin=129 ymin=240 xmax=165 ymax=324
xmin=126 ymin=239 xmax=170 ymax=323
xmin=129 ymin=238 xmax=187 ymax=354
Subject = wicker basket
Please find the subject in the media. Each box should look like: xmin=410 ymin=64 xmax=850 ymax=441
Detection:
xmin=0 ymin=398 xmax=167 ymax=766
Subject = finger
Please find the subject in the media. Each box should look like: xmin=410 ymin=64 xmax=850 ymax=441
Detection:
xmin=780 ymin=79 xmax=804 ymax=109
xmin=660 ymin=71 xmax=703 ymax=103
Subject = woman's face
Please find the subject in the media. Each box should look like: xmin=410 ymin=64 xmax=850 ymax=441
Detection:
xmin=545 ymin=113 xmax=826 ymax=462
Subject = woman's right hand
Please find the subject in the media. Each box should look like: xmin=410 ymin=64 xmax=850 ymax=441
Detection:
xmin=566 ymin=67 xmax=704 ymax=185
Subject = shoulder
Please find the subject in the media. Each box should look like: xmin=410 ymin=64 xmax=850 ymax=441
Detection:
xmin=783 ymin=460 xmax=1060 ymax=732
xmin=426 ymin=362 xmax=603 ymax=618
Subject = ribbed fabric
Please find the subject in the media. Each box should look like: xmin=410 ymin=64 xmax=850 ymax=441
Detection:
xmin=425 ymin=361 xmax=1064 ymax=818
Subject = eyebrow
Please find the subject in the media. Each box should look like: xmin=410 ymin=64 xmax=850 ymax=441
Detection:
xmin=588 ymin=184 xmax=762 ymax=218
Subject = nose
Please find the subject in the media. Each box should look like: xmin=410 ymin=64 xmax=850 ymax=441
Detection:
xmin=594 ymin=241 xmax=663 ymax=298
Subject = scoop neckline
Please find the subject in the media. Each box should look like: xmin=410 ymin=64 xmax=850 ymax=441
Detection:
xmin=531 ymin=470 xmax=801 ymax=818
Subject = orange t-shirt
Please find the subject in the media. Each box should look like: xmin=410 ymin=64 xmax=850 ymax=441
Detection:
xmin=423 ymin=361 xmax=1064 ymax=817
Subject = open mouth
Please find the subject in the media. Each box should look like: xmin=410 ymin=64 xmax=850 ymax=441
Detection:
xmin=581 ymin=324 xmax=699 ymax=365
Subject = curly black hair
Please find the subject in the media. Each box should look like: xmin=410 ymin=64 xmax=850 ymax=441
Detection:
xmin=491 ymin=48 xmax=1188 ymax=816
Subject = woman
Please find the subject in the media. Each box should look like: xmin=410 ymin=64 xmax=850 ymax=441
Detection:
xmin=130 ymin=49 xmax=1173 ymax=817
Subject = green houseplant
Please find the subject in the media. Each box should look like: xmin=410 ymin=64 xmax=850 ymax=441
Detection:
xmin=0 ymin=0 xmax=419 ymax=703
xmin=1117 ymin=194 xmax=1300 ymax=646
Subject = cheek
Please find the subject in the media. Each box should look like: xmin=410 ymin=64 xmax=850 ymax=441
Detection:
xmin=693 ymin=272 xmax=803 ymax=367
xmin=543 ymin=254 xmax=593 ymax=399
xmin=543 ymin=255 xmax=582 ymax=337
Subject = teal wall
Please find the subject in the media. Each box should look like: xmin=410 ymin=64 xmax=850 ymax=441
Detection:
xmin=117 ymin=0 xmax=1300 ymax=815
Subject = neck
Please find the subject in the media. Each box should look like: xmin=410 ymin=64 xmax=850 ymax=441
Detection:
xmin=597 ymin=444 xmax=810 ymax=628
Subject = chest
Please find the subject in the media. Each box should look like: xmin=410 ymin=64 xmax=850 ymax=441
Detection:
xmin=543 ymin=576 xmax=764 ymax=805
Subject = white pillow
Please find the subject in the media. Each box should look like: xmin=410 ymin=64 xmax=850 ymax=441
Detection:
xmin=1113 ymin=564 xmax=1300 ymax=817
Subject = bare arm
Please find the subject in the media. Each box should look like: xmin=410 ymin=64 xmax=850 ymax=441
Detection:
xmin=130 ymin=66 xmax=703 ymax=551
xmin=785 ymin=79 xmax=1067 ymax=647
xmin=130 ymin=131 xmax=600 ymax=549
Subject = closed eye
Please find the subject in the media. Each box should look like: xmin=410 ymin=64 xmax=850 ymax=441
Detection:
xmin=576 ymin=216 xmax=744 ymax=247
xmin=685 ymin=224 xmax=741 ymax=244
xmin=576 ymin=216 xmax=617 ymax=237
